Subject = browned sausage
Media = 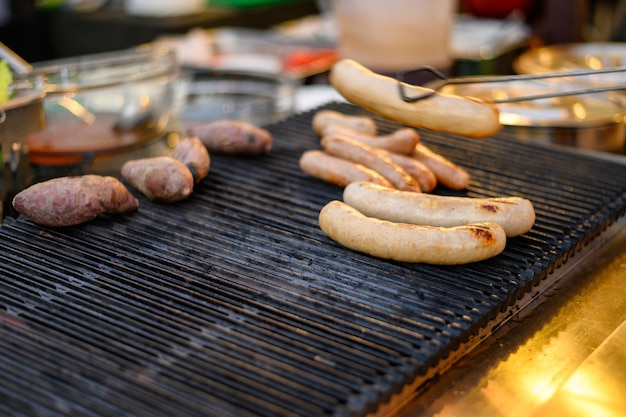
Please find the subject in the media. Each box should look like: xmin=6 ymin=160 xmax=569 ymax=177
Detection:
xmin=378 ymin=149 xmax=437 ymax=192
xmin=412 ymin=143 xmax=470 ymax=190
xmin=299 ymin=150 xmax=393 ymax=188
xmin=321 ymin=134 xmax=421 ymax=192
xmin=321 ymin=125 xmax=420 ymax=155
xmin=329 ymin=59 xmax=501 ymax=138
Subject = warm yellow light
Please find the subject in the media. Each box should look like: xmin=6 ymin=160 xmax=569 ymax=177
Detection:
xmin=585 ymin=56 xmax=604 ymax=69
xmin=492 ymin=89 xmax=511 ymax=102
xmin=499 ymin=112 xmax=532 ymax=125
xmin=563 ymin=371 xmax=595 ymax=397
xmin=527 ymin=377 xmax=559 ymax=404
xmin=572 ymin=102 xmax=588 ymax=120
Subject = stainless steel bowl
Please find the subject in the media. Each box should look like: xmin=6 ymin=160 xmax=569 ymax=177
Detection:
xmin=176 ymin=67 xmax=299 ymax=129
xmin=27 ymin=46 xmax=179 ymax=168
xmin=441 ymin=78 xmax=625 ymax=153
xmin=0 ymin=81 xmax=45 ymax=219
xmin=514 ymin=42 xmax=626 ymax=85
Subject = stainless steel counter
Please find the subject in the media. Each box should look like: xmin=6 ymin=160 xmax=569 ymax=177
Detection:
xmin=390 ymin=178 xmax=626 ymax=417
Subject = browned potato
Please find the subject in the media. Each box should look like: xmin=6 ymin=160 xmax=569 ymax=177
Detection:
xmin=121 ymin=156 xmax=194 ymax=203
xmin=172 ymin=136 xmax=211 ymax=185
xmin=12 ymin=175 xmax=138 ymax=227
xmin=186 ymin=120 xmax=272 ymax=155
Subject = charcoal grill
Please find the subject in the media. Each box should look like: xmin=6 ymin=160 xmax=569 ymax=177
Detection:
xmin=1 ymin=102 xmax=626 ymax=417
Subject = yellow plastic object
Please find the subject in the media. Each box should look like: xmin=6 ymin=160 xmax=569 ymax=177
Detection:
xmin=0 ymin=60 xmax=13 ymax=104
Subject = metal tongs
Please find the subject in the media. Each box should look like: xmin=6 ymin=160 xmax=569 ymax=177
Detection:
xmin=396 ymin=66 xmax=626 ymax=104
xmin=0 ymin=41 xmax=32 ymax=75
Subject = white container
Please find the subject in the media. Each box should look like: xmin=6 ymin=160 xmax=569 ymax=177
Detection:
xmin=124 ymin=0 xmax=206 ymax=16
xmin=333 ymin=0 xmax=457 ymax=73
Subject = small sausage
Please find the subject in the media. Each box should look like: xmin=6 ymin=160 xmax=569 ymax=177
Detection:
xmin=12 ymin=175 xmax=138 ymax=227
xmin=321 ymin=133 xmax=421 ymax=192
xmin=343 ymin=181 xmax=536 ymax=237
xmin=312 ymin=109 xmax=377 ymax=136
xmin=412 ymin=143 xmax=470 ymax=190
xmin=171 ymin=136 xmax=211 ymax=185
xmin=121 ymin=156 xmax=194 ymax=203
xmin=299 ymin=150 xmax=393 ymax=188
xmin=186 ymin=120 xmax=272 ymax=155
xmin=322 ymin=125 xmax=420 ymax=155
xmin=318 ymin=200 xmax=507 ymax=264
xmin=329 ymin=59 xmax=501 ymax=138
xmin=378 ymin=149 xmax=437 ymax=192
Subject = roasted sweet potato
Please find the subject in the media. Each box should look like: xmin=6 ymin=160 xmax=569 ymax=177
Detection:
xmin=12 ymin=175 xmax=139 ymax=227
xmin=121 ymin=156 xmax=194 ymax=203
xmin=186 ymin=120 xmax=272 ymax=155
xmin=172 ymin=136 xmax=211 ymax=185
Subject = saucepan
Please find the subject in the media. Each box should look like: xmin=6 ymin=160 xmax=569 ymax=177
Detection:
xmin=441 ymin=78 xmax=625 ymax=153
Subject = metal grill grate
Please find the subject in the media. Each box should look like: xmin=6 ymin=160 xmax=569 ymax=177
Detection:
xmin=1 ymin=102 xmax=625 ymax=417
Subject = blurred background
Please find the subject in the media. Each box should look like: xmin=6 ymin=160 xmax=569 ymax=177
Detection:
xmin=0 ymin=0 xmax=623 ymax=63
xmin=2 ymin=0 xmax=626 ymax=191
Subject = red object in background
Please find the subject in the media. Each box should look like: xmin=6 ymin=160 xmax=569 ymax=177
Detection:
xmin=461 ymin=0 xmax=535 ymax=19
xmin=282 ymin=49 xmax=338 ymax=78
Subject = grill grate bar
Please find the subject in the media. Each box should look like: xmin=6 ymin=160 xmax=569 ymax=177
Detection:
xmin=0 ymin=228 xmax=422 ymax=406
xmin=0 ymin=102 xmax=625 ymax=416
xmin=0 ymin=243 xmax=400 ymax=396
xmin=0 ymin=300 xmax=346 ymax=413
xmin=0 ymin=322 xmax=270 ymax=417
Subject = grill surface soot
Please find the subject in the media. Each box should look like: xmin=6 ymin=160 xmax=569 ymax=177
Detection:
xmin=1 ymin=102 xmax=625 ymax=417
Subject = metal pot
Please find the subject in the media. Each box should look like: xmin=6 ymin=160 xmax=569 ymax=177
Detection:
xmin=441 ymin=79 xmax=626 ymax=154
xmin=0 ymin=86 xmax=45 ymax=219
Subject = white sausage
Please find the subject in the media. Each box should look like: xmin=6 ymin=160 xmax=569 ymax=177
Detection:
xmin=318 ymin=200 xmax=507 ymax=264
xmin=343 ymin=181 xmax=535 ymax=237
xmin=329 ymin=59 xmax=501 ymax=138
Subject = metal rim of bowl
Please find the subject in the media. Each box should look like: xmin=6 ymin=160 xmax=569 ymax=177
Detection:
xmin=29 ymin=47 xmax=179 ymax=94
xmin=514 ymin=42 xmax=626 ymax=79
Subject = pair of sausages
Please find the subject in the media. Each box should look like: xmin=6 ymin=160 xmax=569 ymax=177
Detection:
xmin=318 ymin=182 xmax=536 ymax=265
